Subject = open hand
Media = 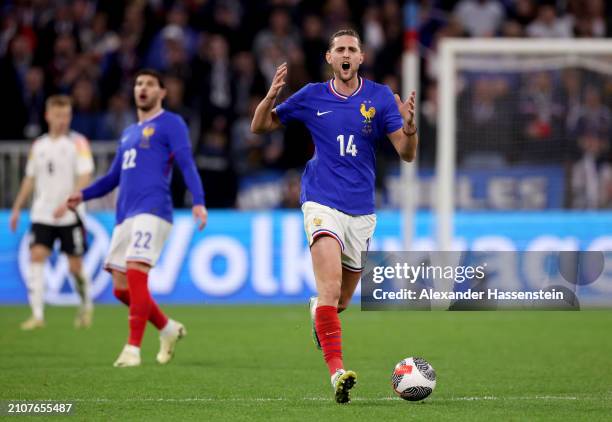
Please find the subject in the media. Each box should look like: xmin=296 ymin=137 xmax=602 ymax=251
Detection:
xmin=53 ymin=203 xmax=69 ymax=219
xmin=9 ymin=210 xmax=19 ymax=232
xmin=66 ymin=191 xmax=84 ymax=210
xmin=193 ymin=205 xmax=208 ymax=231
xmin=266 ymin=62 xmax=287 ymax=101
xmin=394 ymin=91 xmax=416 ymax=128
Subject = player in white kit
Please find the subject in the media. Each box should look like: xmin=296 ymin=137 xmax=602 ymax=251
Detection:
xmin=10 ymin=95 xmax=95 ymax=330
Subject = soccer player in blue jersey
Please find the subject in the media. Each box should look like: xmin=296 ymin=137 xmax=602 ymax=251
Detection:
xmin=65 ymin=69 xmax=208 ymax=367
xmin=251 ymin=29 xmax=418 ymax=403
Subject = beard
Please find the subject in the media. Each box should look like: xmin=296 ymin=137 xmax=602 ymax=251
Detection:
xmin=336 ymin=61 xmax=358 ymax=83
xmin=338 ymin=69 xmax=358 ymax=83
xmin=137 ymin=103 xmax=154 ymax=112
xmin=136 ymin=96 xmax=158 ymax=112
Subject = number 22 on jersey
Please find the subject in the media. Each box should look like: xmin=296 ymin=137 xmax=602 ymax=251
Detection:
xmin=337 ymin=134 xmax=357 ymax=157
xmin=122 ymin=148 xmax=137 ymax=169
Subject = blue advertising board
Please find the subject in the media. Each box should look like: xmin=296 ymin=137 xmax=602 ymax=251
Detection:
xmin=0 ymin=210 xmax=610 ymax=305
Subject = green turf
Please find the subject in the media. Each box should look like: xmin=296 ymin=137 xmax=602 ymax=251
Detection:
xmin=0 ymin=306 xmax=611 ymax=421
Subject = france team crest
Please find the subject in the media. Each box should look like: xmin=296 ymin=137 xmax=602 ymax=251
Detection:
xmin=360 ymin=101 xmax=376 ymax=135
xmin=140 ymin=125 xmax=155 ymax=148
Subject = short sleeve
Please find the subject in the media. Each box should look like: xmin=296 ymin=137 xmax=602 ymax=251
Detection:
xmin=25 ymin=141 xmax=38 ymax=177
xmin=74 ymin=134 xmax=95 ymax=175
xmin=167 ymin=114 xmax=192 ymax=153
xmin=274 ymin=84 xmax=312 ymax=126
xmin=382 ymin=86 xmax=403 ymax=135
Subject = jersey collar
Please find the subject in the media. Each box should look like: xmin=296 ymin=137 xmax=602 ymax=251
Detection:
xmin=138 ymin=108 xmax=165 ymax=125
xmin=328 ymin=76 xmax=363 ymax=100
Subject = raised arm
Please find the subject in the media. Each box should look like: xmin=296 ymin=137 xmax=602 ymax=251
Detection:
xmin=250 ymin=62 xmax=287 ymax=134
xmin=387 ymin=91 xmax=419 ymax=163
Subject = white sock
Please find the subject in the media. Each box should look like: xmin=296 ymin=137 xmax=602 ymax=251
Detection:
xmin=331 ymin=369 xmax=345 ymax=386
xmin=28 ymin=262 xmax=45 ymax=321
xmin=160 ymin=319 xmax=176 ymax=336
xmin=125 ymin=344 xmax=140 ymax=355
xmin=73 ymin=270 xmax=93 ymax=310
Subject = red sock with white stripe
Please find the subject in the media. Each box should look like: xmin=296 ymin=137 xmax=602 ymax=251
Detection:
xmin=315 ymin=305 xmax=344 ymax=375
xmin=126 ymin=269 xmax=151 ymax=347
xmin=113 ymin=287 xmax=168 ymax=330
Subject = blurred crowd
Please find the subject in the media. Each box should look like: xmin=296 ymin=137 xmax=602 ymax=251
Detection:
xmin=0 ymin=0 xmax=610 ymax=208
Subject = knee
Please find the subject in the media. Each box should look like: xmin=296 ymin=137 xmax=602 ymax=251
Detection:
xmin=69 ymin=262 xmax=82 ymax=276
xmin=30 ymin=247 xmax=48 ymax=263
xmin=318 ymin=288 xmax=341 ymax=306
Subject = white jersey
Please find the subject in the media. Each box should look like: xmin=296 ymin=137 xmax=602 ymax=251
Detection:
xmin=25 ymin=131 xmax=94 ymax=226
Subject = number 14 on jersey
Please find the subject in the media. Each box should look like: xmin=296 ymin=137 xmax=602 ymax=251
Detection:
xmin=337 ymin=134 xmax=358 ymax=157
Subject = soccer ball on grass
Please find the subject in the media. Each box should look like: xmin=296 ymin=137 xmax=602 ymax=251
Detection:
xmin=391 ymin=357 xmax=436 ymax=401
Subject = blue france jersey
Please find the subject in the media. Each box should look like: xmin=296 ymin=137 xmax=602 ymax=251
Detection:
xmin=275 ymin=77 xmax=403 ymax=215
xmin=114 ymin=110 xmax=193 ymax=224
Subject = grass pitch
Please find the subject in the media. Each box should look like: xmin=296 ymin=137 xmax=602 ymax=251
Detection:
xmin=1 ymin=305 xmax=611 ymax=421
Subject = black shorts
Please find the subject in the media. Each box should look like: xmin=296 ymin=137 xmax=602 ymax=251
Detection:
xmin=30 ymin=222 xmax=87 ymax=256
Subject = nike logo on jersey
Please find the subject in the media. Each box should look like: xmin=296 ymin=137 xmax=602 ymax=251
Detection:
xmin=317 ymin=110 xmax=333 ymax=116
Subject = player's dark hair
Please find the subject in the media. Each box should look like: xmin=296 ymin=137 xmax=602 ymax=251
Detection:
xmin=134 ymin=68 xmax=165 ymax=89
xmin=328 ymin=29 xmax=362 ymax=52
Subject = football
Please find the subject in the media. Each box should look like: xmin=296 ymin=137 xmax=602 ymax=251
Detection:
xmin=391 ymin=357 xmax=436 ymax=401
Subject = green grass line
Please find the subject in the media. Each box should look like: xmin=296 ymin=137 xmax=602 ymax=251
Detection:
xmin=1 ymin=306 xmax=611 ymax=421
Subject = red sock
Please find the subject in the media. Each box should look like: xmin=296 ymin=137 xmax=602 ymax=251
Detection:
xmin=126 ymin=269 xmax=151 ymax=347
xmin=315 ymin=305 xmax=344 ymax=375
xmin=113 ymin=287 xmax=169 ymax=330
xmin=113 ymin=288 xmax=130 ymax=305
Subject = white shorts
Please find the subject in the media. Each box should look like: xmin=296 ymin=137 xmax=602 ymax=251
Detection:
xmin=104 ymin=214 xmax=172 ymax=273
xmin=302 ymin=201 xmax=376 ymax=272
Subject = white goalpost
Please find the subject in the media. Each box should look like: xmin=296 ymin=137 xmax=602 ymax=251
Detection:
xmin=435 ymin=38 xmax=612 ymax=250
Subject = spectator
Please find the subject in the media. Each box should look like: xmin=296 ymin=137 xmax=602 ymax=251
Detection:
xmin=561 ymin=69 xmax=583 ymax=134
xmin=70 ymin=77 xmax=105 ymax=139
xmin=362 ymin=5 xmax=385 ymax=53
xmin=453 ymin=0 xmax=506 ymax=37
xmin=458 ymin=78 xmax=510 ymax=166
xmin=574 ymin=86 xmax=612 ymax=142
xmin=518 ymin=72 xmax=565 ymax=162
xmin=1 ymin=0 xmax=610 ymax=210
xmin=47 ymin=33 xmax=79 ymax=92
xmin=508 ymin=0 xmax=537 ymax=28
xmin=79 ymin=12 xmax=120 ymax=60
xmin=193 ymin=34 xmax=233 ymax=129
xmin=231 ymin=51 xmax=267 ymax=117
xmin=0 ymin=34 xmax=34 ymax=139
xmin=571 ymin=130 xmax=612 ymax=208
xmin=301 ymin=15 xmax=327 ymax=81
xmin=145 ymin=4 xmax=197 ymax=71
xmin=22 ymin=67 xmax=47 ymax=139
xmin=195 ymin=115 xmax=237 ymax=207
xmin=99 ymin=31 xmax=141 ymax=99
xmin=253 ymin=8 xmax=300 ymax=60
xmin=526 ymin=4 xmax=573 ymax=38
xmin=231 ymin=97 xmax=284 ymax=175
xmin=101 ymin=91 xmax=135 ymax=140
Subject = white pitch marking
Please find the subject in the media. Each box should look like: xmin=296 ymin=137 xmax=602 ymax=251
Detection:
xmin=46 ymin=395 xmax=590 ymax=403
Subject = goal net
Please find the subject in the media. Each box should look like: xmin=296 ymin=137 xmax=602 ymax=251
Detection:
xmin=436 ymin=39 xmax=612 ymax=250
